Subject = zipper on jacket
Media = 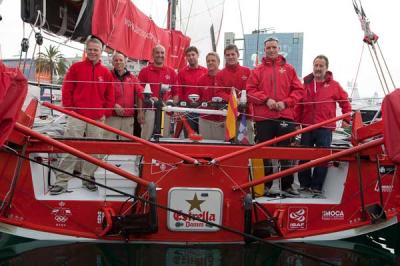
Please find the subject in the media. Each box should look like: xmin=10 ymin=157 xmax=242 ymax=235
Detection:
xmin=272 ymin=61 xmax=277 ymax=98
xmin=312 ymin=79 xmax=316 ymax=125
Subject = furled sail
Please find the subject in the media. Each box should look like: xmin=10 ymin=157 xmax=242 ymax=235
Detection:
xmin=175 ymin=0 xmax=225 ymax=55
xmin=20 ymin=0 xmax=191 ymax=69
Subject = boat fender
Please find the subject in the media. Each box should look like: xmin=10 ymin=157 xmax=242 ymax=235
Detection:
xmin=99 ymin=206 xmax=116 ymax=237
xmin=244 ymin=194 xmax=253 ymax=243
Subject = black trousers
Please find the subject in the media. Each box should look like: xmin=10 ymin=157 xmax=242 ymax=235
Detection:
xmin=255 ymin=119 xmax=296 ymax=191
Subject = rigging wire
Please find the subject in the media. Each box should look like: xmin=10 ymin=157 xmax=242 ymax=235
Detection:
xmin=376 ymin=42 xmax=396 ymax=89
xmin=350 ymin=43 xmax=365 ymax=99
xmin=183 ymin=0 xmax=194 ymax=35
xmin=2 ymin=147 xmax=337 ymax=266
xmin=255 ymin=0 xmax=261 ymax=65
xmin=237 ymin=0 xmax=246 ymax=55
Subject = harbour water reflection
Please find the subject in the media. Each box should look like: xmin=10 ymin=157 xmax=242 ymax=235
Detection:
xmin=0 ymin=224 xmax=399 ymax=265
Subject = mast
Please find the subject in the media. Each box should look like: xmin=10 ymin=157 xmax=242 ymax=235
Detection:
xmin=167 ymin=0 xmax=177 ymax=30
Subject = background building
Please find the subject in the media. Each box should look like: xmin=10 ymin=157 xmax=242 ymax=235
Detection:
xmin=225 ymin=31 xmax=304 ymax=76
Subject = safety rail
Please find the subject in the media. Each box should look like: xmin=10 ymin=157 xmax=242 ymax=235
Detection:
xmin=42 ymin=102 xmax=199 ymax=165
xmin=212 ymin=112 xmax=352 ymax=165
xmin=233 ymin=137 xmax=384 ymax=191
xmin=15 ymin=123 xmax=150 ymax=187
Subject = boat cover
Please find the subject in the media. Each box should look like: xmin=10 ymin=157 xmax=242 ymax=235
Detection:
xmin=0 ymin=61 xmax=28 ymax=146
xmin=382 ymin=88 xmax=400 ymax=164
xmin=21 ymin=0 xmax=191 ymax=69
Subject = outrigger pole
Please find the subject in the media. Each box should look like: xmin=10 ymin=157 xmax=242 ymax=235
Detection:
xmin=14 ymin=123 xmax=150 ymax=187
xmin=211 ymin=112 xmax=352 ymax=164
xmin=42 ymin=102 xmax=199 ymax=165
xmin=234 ymin=137 xmax=384 ymax=191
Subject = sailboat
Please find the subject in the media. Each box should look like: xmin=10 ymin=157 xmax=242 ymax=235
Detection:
xmin=0 ymin=0 xmax=399 ymax=245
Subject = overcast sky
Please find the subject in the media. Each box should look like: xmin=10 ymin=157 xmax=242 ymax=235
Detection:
xmin=1 ymin=0 xmax=399 ymax=98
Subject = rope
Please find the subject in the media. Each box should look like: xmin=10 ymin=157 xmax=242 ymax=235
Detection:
xmin=237 ymin=0 xmax=246 ymax=53
xmin=351 ymin=43 xmax=365 ymax=98
xmin=184 ymin=0 xmax=194 ymax=35
xmin=377 ymin=42 xmax=396 ymax=89
xmin=367 ymin=45 xmax=386 ymax=95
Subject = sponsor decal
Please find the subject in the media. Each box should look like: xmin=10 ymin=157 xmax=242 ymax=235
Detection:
xmin=374 ymin=169 xmax=395 ymax=193
xmin=51 ymin=201 xmax=72 ymax=227
xmin=168 ymin=189 xmax=222 ymax=231
xmin=374 ymin=182 xmax=394 ymax=193
xmin=97 ymin=211 xmax=104 ymax=224
xmin=322 ymin=210 xmax=344 ymax=220
xmin=173 ymin=193 xmax=216 ymax=229
xmin=288 ymin=207 xmax=307 ymax=230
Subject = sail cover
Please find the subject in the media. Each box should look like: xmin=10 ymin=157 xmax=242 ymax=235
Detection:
xmin=382 ymin=88 xmax=400 ymax=164
xmin=21 ymin=0 xmax=191 ymax=69
xmin=0 ymin=62 xmax=28 ymax=147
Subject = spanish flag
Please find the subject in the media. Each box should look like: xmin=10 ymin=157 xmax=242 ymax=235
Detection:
xmin=225 ymin=88 xmax=238 ymax=141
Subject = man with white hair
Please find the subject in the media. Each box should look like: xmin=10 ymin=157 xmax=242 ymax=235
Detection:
xmin=104 ymin=52 xmax=144 ymax=140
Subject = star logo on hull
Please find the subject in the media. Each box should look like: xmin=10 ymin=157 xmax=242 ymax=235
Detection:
xmin=186 ymin=193 xmax=205 ymax=212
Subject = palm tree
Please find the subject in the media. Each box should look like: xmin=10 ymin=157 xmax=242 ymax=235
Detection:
xmin=35 ymin=45 xmax=68 ymax=84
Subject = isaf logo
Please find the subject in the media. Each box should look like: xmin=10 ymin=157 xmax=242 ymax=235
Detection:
xmin=288 ymin=207 xmax=307 ymax=230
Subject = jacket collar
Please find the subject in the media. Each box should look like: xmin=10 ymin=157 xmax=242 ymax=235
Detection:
xmin=303 ymin=71 xmax=333 ymax=84
xmin=262 ymin=54 xmax=286 ymax=66
xmin=113 ymin=68 xmax=130 ymax=81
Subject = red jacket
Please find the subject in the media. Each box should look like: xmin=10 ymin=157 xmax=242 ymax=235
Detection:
xmin=246 ymin=55 xmax=303 ymax=122
xmin=138 ymin=64 xmax=178 ymax=100
xmin=197 ymin=72 xmax=224 ymax=121
xmin=62 ymin=59 xmax=114 ymax=120
xmin=111 ymin=69 xmax=144 ymax=117
xmin=215 ymin=64 xmax=251 ymax=101
xmin=177 ymin=65 xmax=207 ymax=102
xmin=295 ymin=71 xmax=351 ymax=129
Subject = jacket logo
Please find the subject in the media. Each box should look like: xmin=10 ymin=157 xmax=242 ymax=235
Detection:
xmin=324 ymin=83 xmax=329 ymax=88
xmin=98 ymin=76 xmax=104 ymax=82
xmin=165 ymin=74 xmax=171 ymax=80
xmin=279 ymin=67 xmax=286 ymax=74
xmin=241 ymin=75 xmax=248 ymax=80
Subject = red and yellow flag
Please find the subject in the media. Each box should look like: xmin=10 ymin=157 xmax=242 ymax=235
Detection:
xmin=225 ymin=88 xmax=238 ymax=141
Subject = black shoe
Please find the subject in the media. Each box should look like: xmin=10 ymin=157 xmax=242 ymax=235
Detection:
xmin=84 ymin=181 xmax=98 ymax=192
xmin=284 ymin=188 xmax=300 ymax=197
xmin=311 ymin=189 xmax=324 ymax=198
xmin=49 ymin=185 xmax=67 ymax=195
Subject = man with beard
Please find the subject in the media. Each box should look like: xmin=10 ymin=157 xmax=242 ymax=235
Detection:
xmin=295 ymin=55 xmax=351 ymax=196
